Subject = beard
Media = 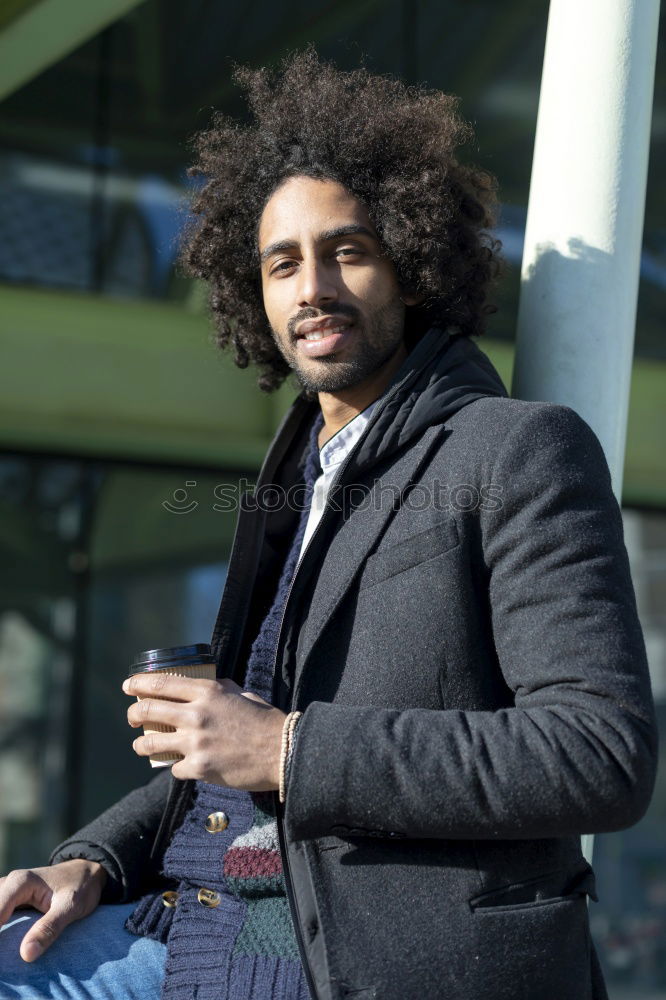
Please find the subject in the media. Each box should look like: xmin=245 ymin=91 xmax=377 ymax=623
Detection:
xmin=271 ymin=294 xmax=406 ymax=394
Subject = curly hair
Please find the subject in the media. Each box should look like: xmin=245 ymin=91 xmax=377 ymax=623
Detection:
xmin=181 ymin=47 xmax=503 ymax=393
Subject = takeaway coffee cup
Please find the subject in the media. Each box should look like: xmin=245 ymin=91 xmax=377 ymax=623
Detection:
xmin=129 ymin=643 xmax=216 ymax=768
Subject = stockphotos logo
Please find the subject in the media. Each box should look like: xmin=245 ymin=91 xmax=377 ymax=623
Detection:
xmin=162 ymin=480 xmax=503 ymax=514
xmin=162 ymin=481 xmax=199 ymax=514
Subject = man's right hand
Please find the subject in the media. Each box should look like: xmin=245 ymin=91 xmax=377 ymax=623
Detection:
xmin=0 ymin=859 xmax=107 ymax=962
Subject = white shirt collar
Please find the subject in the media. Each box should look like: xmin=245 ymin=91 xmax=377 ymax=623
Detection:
xmin=297 ymin=397 xmax=382 ymax=562
xmin=319 ymin=399 xmax=380 ymax=472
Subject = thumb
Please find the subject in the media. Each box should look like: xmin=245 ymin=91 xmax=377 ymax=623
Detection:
xmin=20 ymin=900 xmax=75 ymax=962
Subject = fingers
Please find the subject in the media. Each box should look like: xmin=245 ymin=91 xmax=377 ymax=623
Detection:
xmin=170 ymin=757 xmax=194 ymax=781
xmin=132 ymin=730 xmax=184 ymax=759
xmin=0 ymin=869 xmax=62 ymax=963
xmin=123 ymin=673 xmax=216 ymax=702
xmin=127 ymin=697 xmax=196 ymax=730
xmin=19 ymin=895 xmax=79 ymax=963
xmin=0 ymin=870 xmax=50 ymax=929
xmin=1 ymin=861 xmax=106 ymax=963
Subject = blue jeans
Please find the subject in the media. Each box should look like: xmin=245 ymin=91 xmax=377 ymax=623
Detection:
xmin=0 ymin=904 xmax=166 ymax=999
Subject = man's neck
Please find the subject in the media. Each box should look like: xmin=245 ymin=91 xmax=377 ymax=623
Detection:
xmin=316 ymin=341 xmax=408 ymax=449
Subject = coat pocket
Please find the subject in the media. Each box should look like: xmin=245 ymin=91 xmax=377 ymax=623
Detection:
xmin=357 ymin=518 xmax=459 ymax=591
xmin=465 ymin=866 xmax=597 ymax=999
xmin=463 ymin=893 xmax=594 ymax=999
xmin=469 ymin=863 xmax=598 ymax=913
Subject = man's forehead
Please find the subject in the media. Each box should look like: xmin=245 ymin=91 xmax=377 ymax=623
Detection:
xmin=257 ymin=175 xmax=377 ymax=254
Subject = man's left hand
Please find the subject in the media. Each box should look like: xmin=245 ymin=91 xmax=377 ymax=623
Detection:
xmin=122 ymin=674 xmax=286 ymax=789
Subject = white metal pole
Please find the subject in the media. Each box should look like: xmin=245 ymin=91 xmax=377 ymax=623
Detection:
xmin=512 ymin=0 xmax=660 ymax=865
xmin=512 ymin=0 xmax=660 ymax=501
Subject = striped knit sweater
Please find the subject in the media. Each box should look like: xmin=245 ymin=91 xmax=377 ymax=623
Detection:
xmin=127 ymin=412 xmax=323 ymax=1000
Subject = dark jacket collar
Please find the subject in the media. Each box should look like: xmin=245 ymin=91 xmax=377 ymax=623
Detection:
xmin=287 ymin=327 xmax=508 ymax=480
xmin=356 ymin=327 xmax=508 ymax=471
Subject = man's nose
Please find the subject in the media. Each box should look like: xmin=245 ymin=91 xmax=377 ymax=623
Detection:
xmin=296 ymin=259 xmax=338 ymax=308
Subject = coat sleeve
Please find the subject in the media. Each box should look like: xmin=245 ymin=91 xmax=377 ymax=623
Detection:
xmin=284 ymin=403 xmax=659 ymax=842
xmin=49 ymin=768 xmax=172 ymax=902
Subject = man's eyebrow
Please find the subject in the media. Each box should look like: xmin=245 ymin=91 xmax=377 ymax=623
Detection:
xmin=259 ymin=240 xmax=295 ymax=263
xmin=318 ymin=224 xmax=377 ymax=243
xmin=259 ymin=225 xmax=377 ymax=263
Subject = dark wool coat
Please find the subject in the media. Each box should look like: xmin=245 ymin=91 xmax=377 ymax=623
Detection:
xmin=53 ymin=328 xmax=658 ymax=1000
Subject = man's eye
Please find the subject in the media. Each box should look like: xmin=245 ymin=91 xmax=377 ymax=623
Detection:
xmin=272 ymin=260 xmax=297 ymax=274
xmin=336 ymin=247 xmax=362 ymax=259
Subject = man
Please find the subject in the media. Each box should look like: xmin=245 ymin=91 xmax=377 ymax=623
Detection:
xmin=0 ymin=49 xmax=658 ymax=1000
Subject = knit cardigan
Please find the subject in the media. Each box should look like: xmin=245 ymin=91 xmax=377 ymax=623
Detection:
xmin=126 ymin=413 xmax=323 ymax=1000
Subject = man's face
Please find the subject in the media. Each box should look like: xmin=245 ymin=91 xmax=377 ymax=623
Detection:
xmin=258 ymin=176 xmax=408 ymax=394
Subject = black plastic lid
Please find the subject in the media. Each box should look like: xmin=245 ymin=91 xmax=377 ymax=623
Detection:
xmin=129 ymin=643 xmax=214 ymax=675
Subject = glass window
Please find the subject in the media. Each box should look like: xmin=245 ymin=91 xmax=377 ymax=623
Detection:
xmin=0 ymin=455 xmax=243 ymax=865
xmin=591 ymin=510 xmax=666 ymax=996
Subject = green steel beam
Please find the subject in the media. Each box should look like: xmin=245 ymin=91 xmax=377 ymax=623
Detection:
xmin=0 ymin=0 xmax=147 ymax=102
xmin=0 ymin=283 xmax=663 ymax=507
xmin=0 ymin=0 xmax=41 ymax=32
xmin=0 ymin=284 xmax=293 ymax=470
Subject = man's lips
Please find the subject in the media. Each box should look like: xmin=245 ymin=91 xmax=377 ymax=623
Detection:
xmin=294 ymin=319 xmax=355 ymax=358
xmin=295 ymin=316 xmax=353 ymax=340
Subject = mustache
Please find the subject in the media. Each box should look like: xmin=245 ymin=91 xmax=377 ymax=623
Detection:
xmin=287 ymin=304 xmax=360 ymax=341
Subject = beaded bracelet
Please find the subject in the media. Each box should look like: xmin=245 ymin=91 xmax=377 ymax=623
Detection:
xmin=279 ymin=710 xmax=303 ymax=803
xmin=284 ymin=712 xmax=301 ymax=790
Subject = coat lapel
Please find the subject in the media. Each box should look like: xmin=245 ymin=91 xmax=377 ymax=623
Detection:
xmin=290 ymin=423 xmax=447 ymax=699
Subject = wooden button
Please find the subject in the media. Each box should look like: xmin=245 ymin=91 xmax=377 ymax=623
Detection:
xmin=197 ymin=887 xmax=221 ymax=908
xmin=161 ymin=890 xmax=179 ymax=908
xmin=205 ymin=811 xmax=229 ymax=833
